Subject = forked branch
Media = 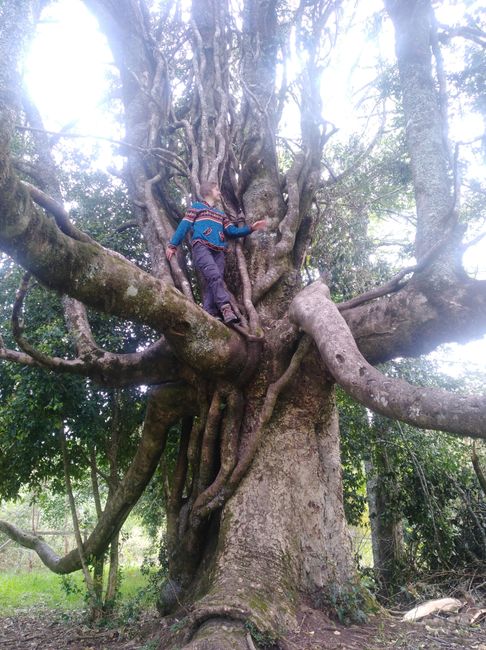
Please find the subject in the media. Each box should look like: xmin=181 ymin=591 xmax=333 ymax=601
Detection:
xmin=193 ymin=335 xmax=313 ymax=519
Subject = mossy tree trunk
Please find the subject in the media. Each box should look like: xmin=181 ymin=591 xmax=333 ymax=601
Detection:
xmin=1 ymin=1 xmax=486 ymax=649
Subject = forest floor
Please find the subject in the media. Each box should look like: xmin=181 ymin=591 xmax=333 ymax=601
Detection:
xmin=1 ymin=603 xmax=486 ymax=650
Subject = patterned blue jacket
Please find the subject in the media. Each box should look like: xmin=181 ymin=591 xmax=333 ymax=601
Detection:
xmin=168 ymin=201 xmax=252 ymax=252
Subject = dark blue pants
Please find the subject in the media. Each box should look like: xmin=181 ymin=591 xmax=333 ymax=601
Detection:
xmin=192 ymin=242 xmax=230 ymax=315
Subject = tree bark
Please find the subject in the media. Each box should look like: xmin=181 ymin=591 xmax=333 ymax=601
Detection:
xmin=2 ymin=1 xmax=486 ymax=648
xmin=163 ymin=358 xmax=356 ymax=648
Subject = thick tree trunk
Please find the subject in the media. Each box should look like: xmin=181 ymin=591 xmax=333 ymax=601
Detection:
xmin=166 ymin=361 xmax=356 ymax=648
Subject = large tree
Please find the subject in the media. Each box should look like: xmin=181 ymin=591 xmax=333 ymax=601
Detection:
xmin=1 ymin=0 xmax=485 ymax=647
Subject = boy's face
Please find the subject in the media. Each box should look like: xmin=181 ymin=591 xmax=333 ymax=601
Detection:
xmin=210 ymin=186 xmax=221 ymax=202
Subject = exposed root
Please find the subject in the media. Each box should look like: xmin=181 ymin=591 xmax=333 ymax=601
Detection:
xmin=180 ymin=605 xmax=252 ymax=645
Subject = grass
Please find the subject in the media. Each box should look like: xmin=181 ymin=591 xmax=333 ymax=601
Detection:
xmin=0 ymin=567 xmax=151 ymax=616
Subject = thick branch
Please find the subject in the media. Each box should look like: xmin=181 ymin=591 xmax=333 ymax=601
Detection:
xmin=0 ymin=17 xmax=254 ymax=378
xmin=194 ymin=335 xmax=313 ymax=519
xmin=0 ymin=156 xmax=248 ymax=375
xmin=439 ymin=24 xmax=486 ymax=49
xmin=385 ymin=0 xmax=455 ymax=264
xmin=290 ymin=281 xmax=486 ymax=438
xmin=341 ymin=276 xmax=486 ymax=365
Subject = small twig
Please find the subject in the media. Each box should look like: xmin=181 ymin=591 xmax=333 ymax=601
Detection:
xmin=462 ymin=230 xmax=486 ymax=252
xmin=15 ymin=124 xmax=143 ymax=153
xmin=246 ymin=632 xmax=257 ymax=650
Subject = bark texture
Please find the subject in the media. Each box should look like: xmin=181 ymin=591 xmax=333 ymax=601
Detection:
xmin=0 ymin=0 xmax=485 ymax=648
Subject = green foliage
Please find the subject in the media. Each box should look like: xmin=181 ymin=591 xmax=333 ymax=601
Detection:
xmin=339 ymin=355 xmax=486 ymax=595
xmin=0 ymin=164 xmax=150 ymax=501
xmin=0 ymin=567 xmax=151 ymax=617
xmin=244 ymin=620 xmax=279 ymax=648
xmin=134 ymin=422 xmax=183 ymax=541
xmin=338 ymin=392 xmax=369 ymax=526
xmin=311 ymin=580 xmax=377 ymax=626
xmin=61 ymin=574 xmax=83 ymax=598
xmin=0 ymin=570 xmax=86 ymax=615
xmin=311 ymin=127 xmax=414 ymax=301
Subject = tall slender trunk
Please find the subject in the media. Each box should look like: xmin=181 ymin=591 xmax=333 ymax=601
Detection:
xmin=365 ymin=452 xmax=405 ymax=595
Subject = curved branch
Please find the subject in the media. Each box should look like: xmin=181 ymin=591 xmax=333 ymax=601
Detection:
xmin=341 ymin=276 xmax=486 ymax=365
xmin=0 ymin=383 xmax=195 ymax=573
xmin=438 ymin=23 xmax=486 ymax=49
xmin=195 ymin=388 xmax=223 ymax=496
xmin=145 ymin=172 xmax=194 ymax=300
xmin=235 ymin=242 xmax=260 ymax=332
xmin=0 ymin=521 xmax=62 ymax=571
xmin=2 ymin=331 xmax=179 ymax=387
xmin=191 ymin=388 xmax=244 ymax=520
xmin=9 ymin=280 xmax=179 ymax=387
xmin=290 ymin=281 xmax=486 ymax=439
xmin=275 ymin=153 xmax=306 ymax=258
xmin=21 ymin=181 xmax=94 ymax=244
xmin=338 ymin=229 xmax=456 ymax=311
xmin=0 ymin=332 xmax=42 ymax=367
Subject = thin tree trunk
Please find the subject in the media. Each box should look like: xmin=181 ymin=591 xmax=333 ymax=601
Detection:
xmin=59 ymin=426 xmax=100 ymax=619
xmin=105 ymin=533 xmax=120 ymax=607
xmin=472 ymin=442 xmax=486 ymax=498
xmin=365 ymin=454 xmax=405 ymax=595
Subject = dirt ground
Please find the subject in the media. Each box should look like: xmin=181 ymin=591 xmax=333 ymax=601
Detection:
xmin=1 ymin=605 xmax=486 ymax=649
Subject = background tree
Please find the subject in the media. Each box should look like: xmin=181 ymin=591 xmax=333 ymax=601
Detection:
xmin=1 ymin=0 xmax=486 ymax=648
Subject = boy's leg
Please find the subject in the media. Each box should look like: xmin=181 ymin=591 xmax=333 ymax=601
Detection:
xmin=198 ymin=271 xmax=219 ymax=317
xmin=212 ymin=251 xmax=239 ymax=323
xmin=192 ymin=243 xmax=230 ymax=311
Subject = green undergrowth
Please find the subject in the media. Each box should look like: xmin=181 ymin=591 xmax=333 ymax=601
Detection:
xmin=312 ymin=579 xmax=380 ymax=626
xmin=0 ymin=567 xmax=148 ymax=616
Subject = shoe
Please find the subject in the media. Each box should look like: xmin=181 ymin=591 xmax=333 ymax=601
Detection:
xmin=220 ymin=304 xmax=239 ymax=325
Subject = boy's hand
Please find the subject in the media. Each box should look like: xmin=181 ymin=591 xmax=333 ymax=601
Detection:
xmin=252 ymin=220 xmax=267 ymax=231
xmin=166 ymin=246 xmax=176 ymax=261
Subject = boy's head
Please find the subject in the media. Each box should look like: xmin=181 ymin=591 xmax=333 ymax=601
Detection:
xmin=200 ymin=181 xmax=220 ymax=203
